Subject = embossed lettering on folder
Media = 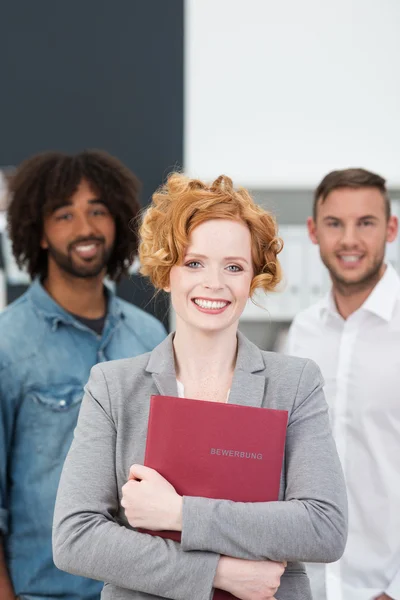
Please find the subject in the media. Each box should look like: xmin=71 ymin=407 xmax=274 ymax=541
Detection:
xmin=141 ymin=394 xmax=288 ymax=600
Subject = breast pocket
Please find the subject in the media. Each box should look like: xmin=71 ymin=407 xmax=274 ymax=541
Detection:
xmin=23 ymin=384 xmax=84 ymax=462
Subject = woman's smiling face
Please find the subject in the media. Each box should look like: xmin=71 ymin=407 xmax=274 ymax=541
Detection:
xmin=168 ymin=219 xmax=254 ymax=334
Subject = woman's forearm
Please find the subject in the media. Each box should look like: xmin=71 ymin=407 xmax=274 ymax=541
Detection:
xmin=181 ymin=495 xmax=346 ymax=563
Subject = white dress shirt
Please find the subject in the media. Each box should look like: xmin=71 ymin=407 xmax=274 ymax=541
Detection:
xmin=286 ymin=263 xmax=400 ymax=600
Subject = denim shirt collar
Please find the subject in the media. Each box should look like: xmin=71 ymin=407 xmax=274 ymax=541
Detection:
xmin=27 ymin=278 xmax=125 ymax=335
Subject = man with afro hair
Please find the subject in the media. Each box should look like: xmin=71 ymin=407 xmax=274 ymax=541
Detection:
xmin=0 ymin=150 xmax=166 ymax=600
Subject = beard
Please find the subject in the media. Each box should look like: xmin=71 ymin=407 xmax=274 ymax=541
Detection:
xmin=320 ymin=247 xmax=386 ymax=295
xmin=46 ymin=236 xmax=114 ymax=279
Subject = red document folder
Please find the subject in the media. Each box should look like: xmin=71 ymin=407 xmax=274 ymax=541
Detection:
xmin=141 ymin=394 xmax=288 ymax=600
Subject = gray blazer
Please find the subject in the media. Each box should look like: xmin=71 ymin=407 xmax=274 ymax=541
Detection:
xmin=53 ymin=332 xmax=347 ymax=600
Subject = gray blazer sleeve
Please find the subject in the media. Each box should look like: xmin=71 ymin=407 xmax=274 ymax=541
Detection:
xmin=52 ymin=365 xmax=219 ymax=600
xmin=181 ymin=360 xmax=348 ymax=563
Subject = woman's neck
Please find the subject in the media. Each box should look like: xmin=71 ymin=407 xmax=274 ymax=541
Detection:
xmin=173 ymin=322 xmax=238 ymax=383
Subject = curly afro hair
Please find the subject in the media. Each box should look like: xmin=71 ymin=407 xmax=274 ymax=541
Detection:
xmin=139 ymin=172 xmax=283 ymax=298
xmin=7 ymin=150 xmax=141 ymax=281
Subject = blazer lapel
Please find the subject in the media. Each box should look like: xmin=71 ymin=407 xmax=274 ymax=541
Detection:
xmin=228 ymin=331 xmax=267 ymax=408
xmin=228 ymin=370 xmax=266 ymax=408
xmin=152 ymin=373 xmax=179 ymax=397
xmin=146 ymin=333 xmax=179 ymax=397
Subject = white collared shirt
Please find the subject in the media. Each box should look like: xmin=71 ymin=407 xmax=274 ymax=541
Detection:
xmin=286 ymin=263 xmax=400 ymax=600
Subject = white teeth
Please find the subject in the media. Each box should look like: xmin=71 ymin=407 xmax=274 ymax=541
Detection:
xmin=340 ymin=255 xmax=361 ymax=262
xmin=75 ymin=244 xmax=96 ymax=251
xmin=194 ymin=299 xmax=228 ymax=310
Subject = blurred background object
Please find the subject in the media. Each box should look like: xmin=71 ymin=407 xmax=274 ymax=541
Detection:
xmin=0 ymin=168 xmax=16 ymax=310
xmin=0 ymin=168 xmax=14 ymax=212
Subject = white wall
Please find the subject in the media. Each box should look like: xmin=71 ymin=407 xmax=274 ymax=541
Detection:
xmin=184 ymin=0 xmax=400 ymax=187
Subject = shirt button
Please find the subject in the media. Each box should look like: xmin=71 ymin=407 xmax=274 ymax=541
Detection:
xmin=59 ymin=400 xmax=66 ymax=407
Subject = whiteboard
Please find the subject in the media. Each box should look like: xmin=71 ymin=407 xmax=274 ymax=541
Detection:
xmin=185 ymin=0 xmax=400 ymax=188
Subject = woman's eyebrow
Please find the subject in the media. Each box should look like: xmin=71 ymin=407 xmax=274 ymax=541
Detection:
xmin=185 ymin=253 xmax=249 ymax=265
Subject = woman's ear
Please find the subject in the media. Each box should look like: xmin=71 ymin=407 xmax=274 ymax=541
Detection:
xmin=163 ymin=269 xmax=172 ymax=293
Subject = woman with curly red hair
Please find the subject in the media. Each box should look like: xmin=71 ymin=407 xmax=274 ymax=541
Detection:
xmin=53 ymin=173 xmax=347 ymax=600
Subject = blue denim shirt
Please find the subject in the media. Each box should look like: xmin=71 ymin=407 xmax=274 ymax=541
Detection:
xmin=0 ymin=279 xmax=167 ymax=600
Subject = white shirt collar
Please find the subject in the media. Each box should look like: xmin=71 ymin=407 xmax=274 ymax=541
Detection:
xmin=319 ymin=263 xmax=400 ymax=323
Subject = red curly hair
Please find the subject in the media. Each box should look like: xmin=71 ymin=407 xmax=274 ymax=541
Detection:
xmin=139 ymin=173 xmax=283 ymax=298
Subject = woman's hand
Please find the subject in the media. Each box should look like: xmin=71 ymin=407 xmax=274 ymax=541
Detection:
xmin=214 ymin=556 xmax=286 ymax=600
xmin=121 ymin=465 xmax=183 ymax=531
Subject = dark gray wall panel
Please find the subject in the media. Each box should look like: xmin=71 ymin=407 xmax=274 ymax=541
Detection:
xmin=0 ymin=1 xmax=183 ymax=327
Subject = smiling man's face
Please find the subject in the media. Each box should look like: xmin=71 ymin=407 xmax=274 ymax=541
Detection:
xmin=41 ymin=179 xmax=116 ymax=279
xmin=308 ymin=186 xmax=398 ymax=292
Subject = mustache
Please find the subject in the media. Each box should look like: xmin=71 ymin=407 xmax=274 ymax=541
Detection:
xmin=68 ymin=236 xmax=105 ymax=252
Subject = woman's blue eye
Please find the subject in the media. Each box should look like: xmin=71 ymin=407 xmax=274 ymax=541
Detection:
xmin=186 ymin=261 xmax=202 ymax=268
xmin=226 ymin=265 xmax=242 ymax=272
